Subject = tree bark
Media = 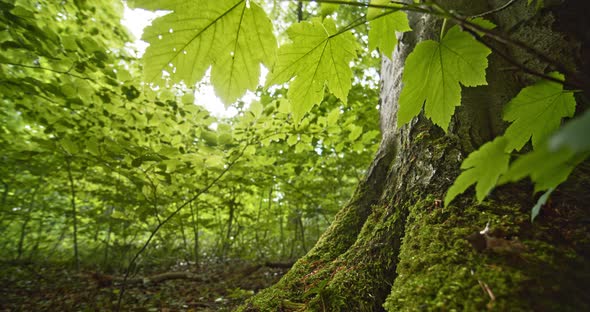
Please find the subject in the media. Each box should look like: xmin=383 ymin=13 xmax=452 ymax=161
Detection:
xmin=240 ymin=0 xmax=590 ymax=311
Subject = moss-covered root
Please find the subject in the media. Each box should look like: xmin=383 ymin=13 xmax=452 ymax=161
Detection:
xmin=301 ymin=203 xmax=406 ymax=312
xmin=236 ymin=196 xmax=380 ymax=311
xmin=384 ymin=196 xmax=590 ymax=311
xmin=239 ymin=201 xmax=404 ymax=312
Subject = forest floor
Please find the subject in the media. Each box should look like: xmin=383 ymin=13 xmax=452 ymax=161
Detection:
xmin=0 ymin=260 xmax=289 ymax=311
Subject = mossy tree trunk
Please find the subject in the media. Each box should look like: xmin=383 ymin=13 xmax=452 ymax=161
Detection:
xmin=241 ymin=1 xmax=590 ymax=311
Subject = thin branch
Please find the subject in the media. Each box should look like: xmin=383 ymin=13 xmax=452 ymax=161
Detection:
xmin=285 ymin=0 xmax=432 ymax=15
xmin=470 ymin=0 xmax=520 ymax=18
xmin=1 ymin=61 xmax=96 ymax=82
xmin=465 ymin=28 xmax=571 ymax=87
xmin=443 ymin=11 xmax=590 ymax=91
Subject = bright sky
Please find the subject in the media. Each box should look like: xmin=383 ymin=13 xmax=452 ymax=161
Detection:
xmin=121 ymin=4 xmax=248 ymax=118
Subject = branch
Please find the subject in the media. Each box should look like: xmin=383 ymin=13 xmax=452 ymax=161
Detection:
xmin=470 ymin=0 xmax=520 ymax=18
xmin=465 ymin=28 xmax=570 ymax=86
xmin=0 ymin=61 xmax=97 ymax=82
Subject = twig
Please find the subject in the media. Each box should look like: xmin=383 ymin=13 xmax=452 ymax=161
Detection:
xmin=464 ymin=27 xmax=576 ymax=88
xmin=0 ymin=61 xmax=96 ymax=82
xmin=448 ymin=14 xmax=590 ymax=92
xmin=478 ymin=279 xmax=496 ymax=301
xmin=471 ymin=0 xmax=520 ymax=18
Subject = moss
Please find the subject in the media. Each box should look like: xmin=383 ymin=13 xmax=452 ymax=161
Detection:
xmin=384 ymin=196 xmax=590 ymax=311
xmin=241 ymin=199 xmax=406 ymax=311
xmin=299 ymin=202 xmax=407 ymax=311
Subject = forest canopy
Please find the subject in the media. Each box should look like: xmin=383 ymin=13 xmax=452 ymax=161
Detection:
xmin=0 ymin=0 xmax=381 ymax=270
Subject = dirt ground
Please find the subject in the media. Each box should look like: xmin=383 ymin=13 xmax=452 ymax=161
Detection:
xmin=0 ymin=260 xmax=289 ymax=311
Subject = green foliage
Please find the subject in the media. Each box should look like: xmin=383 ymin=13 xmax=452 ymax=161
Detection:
xmin=503 ymin=72 xmax=576 ymax=151
xmin=266 ymin=17 xmax=358 ymax=121
xmin=445 ymin=137 xmax=510 ymax=205
xmin=367 ymin=1 xmax=411 ymax=57
xmin=397 ymin=24 xmax=492 ymax=130
xmin=549 ymin=108 xmax=590 ymax=154
xmin=499 ymin=143 xmax=584 ymax=193
xmin=0 ymin=0 xmax=383 ymax=268
xmin=446 ymin=71 xmax=585 ymax=217
xmin=133 ymin=0 xmax=277 ymax=104
xmin=1 ymin=0 xmax=588 ymax=273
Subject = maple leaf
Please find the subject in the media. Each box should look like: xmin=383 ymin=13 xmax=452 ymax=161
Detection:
xmin=367 ymin=0 xmax=411 ymax=57
xmin=503 ymin=72 xmax=576 ymax=151
xmin=445 ymin=137 xmax=510 ymax=206
xmin=499 ymin=111 xmax=590 ymax=194
xmin=266 ymin=17 xmax=357 ymax=122
xmin=132 ymin=0 xmax=276 ymax=105
xmin=549 ymin=108 xmax=590 ymax=153
xmin=499 ymin=143 xmax=583 ymax=192
xmin=397 ymin=24 xmax=491 ymax=131
xmin=531 ymin=188 xmax=553 ymax=222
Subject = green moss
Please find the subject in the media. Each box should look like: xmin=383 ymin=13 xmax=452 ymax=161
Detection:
xmin=384 ymin=196 xmax=590 ymax=311
xmin=298 ymin=202 xmax=406 ymax=311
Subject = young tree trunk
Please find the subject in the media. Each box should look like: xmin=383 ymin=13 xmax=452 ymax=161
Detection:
xmin=189 ymin=200 xmax=200 ymax=265
xmin=241 ymin=1 xmax=590 ymax=311
xmin=66 ymin=158 xmax=80 ymax=272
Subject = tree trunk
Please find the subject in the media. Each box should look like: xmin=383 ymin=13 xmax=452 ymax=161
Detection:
xmin=241 ymin=1 xmax=590 ymax=311
xmin=66 ymin=158 xmax=80 ymax=272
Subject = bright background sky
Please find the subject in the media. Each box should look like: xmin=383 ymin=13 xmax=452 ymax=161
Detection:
xmin=121 ymin=4 xmax=251 ymax=118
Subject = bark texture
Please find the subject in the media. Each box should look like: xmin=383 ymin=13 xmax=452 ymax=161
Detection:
xmin=240 ymin=0 xmax=590 ymax=310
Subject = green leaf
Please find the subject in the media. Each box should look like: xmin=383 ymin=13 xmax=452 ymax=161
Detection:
xmin=398 ymin=24 xmax=491 ymax=131
xmin=320 ymin=3 xmax=339 ymax=17
xmin=111 ymin=210 xmax=131 ymax=221
xmin=218 ymin=133 xmax=233 ymax=145
xmin=86 ymin=138 xmax=100 ymax=156
xmin=468 ymin=17 xmax=496 ymax=36
xmin=361 ymin=130 xmax=380 ymax=144
xmin=327 ymin=108 xmax=340 ymax=126
xmin=445 ymin=137 xmax=510 ymax=206
xmin=137 ymin=0 xmax=276 ymax=104
xmin=287 ymin=135 xmax=298 ymax=147
xmin=348 ymin=124 xmax=363 ymax=141
xmin=266 ymin=18 xmax=357 ymax=122
xmin=249 ymin=101 xmax=263 ymax=119
xmin=201 ymin=130 xmax=218 ymax=146
xmin=368 ymin=0 xmax=410 ymax=57
xmin=499 ymin=143 xmax=585 ymax=193
xmin=182 ymin=92 xmax=195 ymax=105
xmin=549 ymin=108 xmax=590 ymax=154
xmin=61 ymin=138 xmax=79 ymax=155
xmin=531 ymin=188 xmax=553 ymax=222
xmin=503 ymin=72 xmax=575 ymax=151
